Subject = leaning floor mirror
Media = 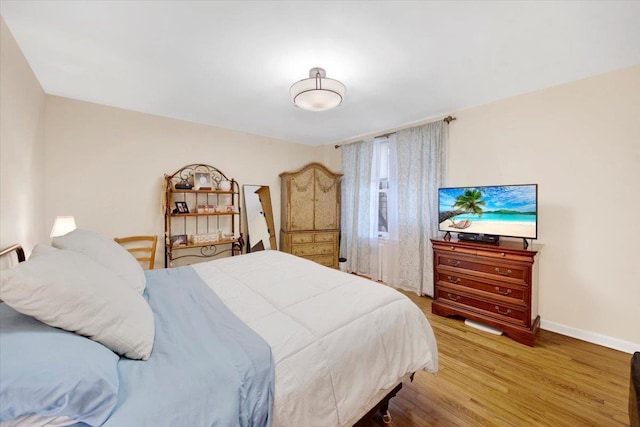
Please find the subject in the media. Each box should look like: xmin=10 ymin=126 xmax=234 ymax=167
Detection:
xmin=243 ymin=185 xmax=277 ymax=252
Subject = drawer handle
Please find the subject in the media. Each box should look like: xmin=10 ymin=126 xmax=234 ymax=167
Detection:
xmin=495 ymin=287 xmax=512 ymax=296
xmin=448 ymin=260 xmax=461 ymax=267
xmin=447 ymin=275 xmax=460 ymax=284
xmin=495 ymin=267 xmax=512 ymax=276
xmin=447 ymin=293 xmax=460 ymax=301
xmin=495 ymin=306 xmax=512 ymax=315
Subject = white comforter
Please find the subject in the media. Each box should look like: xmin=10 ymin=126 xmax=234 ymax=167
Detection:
xmin=192 ymin=250 xmax=438 ymax=427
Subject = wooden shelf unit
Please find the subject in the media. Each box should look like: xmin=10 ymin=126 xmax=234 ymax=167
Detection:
xmin=170 ymin=238 xmax=240 ymax=250
xmin=170 ymin=212 xmax=239 ymax=217
xmin=164 ymin=164 xmax=243 ymax=267
xmin=431 ymin=238 xmax=541 ymax=346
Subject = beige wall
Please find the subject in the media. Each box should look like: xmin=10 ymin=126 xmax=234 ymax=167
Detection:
xmin=448 ymin=66 xmax=640 ymax=348
xmin=0 ymin=17 xmax=46 ymax=263
xmin=319 ymin=144 xmax=342 ymax=173
xmin=44 ymin=96 xmax=323 ymax=267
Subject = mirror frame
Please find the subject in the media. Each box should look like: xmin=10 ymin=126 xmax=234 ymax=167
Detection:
xmin=243 ymin=185 xmax=277 ymax=252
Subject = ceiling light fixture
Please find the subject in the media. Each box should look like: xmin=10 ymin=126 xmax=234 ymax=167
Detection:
xmin=290 ymin=67 xmax=346 ymax=112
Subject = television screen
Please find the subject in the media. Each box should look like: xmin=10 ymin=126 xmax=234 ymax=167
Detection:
xmin=438 ymin=184 xmax=537 ymax=239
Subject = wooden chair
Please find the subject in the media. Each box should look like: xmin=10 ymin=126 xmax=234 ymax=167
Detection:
xmin=114 ymin=235 xmax=158 ymax=270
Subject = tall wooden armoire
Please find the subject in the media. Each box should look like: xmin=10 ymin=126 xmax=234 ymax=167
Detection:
xmin=280 ymin=163 xmax=342 ymax=268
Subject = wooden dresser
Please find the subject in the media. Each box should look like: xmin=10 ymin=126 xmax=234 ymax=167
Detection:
xmin=280 ymin=163 xmax=342 ymax=268
xmin=431 ymin=239 xmax=541 ymax=346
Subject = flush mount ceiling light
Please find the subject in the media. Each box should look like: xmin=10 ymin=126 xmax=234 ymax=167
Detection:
xmin=290 ymin=67 xmax=346 ymax=112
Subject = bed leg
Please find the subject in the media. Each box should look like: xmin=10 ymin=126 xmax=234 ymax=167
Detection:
xmin=377 ymin=382 xmax=401 ymax=424
xmin=353 ymin=383 xmax=402 ymax=427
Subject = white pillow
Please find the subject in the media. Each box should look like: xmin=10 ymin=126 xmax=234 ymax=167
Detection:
xmin=52 ymin=229 xmax=146 ymax=294
xmin=0 ymin=245 xmax=155 ymax=360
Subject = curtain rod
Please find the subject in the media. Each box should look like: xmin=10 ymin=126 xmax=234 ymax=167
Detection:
xmin=334 ymin=115 xmax=456 ymax=149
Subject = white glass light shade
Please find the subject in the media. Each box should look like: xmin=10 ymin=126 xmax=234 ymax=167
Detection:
xmin=50 ymin=216 xmax=77 ymax=238
xmin=290 ymin=67 xmax=346 ymax=112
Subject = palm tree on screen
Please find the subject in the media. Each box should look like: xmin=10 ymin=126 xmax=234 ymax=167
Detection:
xmin=452 ymin=189 xmax=486 ymax=216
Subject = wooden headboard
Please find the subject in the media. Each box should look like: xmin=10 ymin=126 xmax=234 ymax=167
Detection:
xmin=0 ymin=244 xmax=26 ymax=263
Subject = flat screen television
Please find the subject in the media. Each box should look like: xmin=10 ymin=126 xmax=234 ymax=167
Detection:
xmin=438 ymin=184 xmax=537 ymax=240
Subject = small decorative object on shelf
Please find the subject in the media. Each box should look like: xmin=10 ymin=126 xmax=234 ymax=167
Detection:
xmin=175 ymin=201 xmax=189 ymax=214
xmin=163 ymin=163 xmax=243 ymax=267
xmin=174 ymin=179 xmax=193 ymax=190
xmin=170 ymin=234 xmax=188 ymax=247
xmin=194 ymin=172 xmax=213 ymax=190
xmin=192 ymin=233 xmax=220 ymax=244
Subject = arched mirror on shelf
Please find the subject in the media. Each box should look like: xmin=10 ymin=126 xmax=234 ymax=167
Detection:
xmin=243 ymin=185 xmax=276 ymax=252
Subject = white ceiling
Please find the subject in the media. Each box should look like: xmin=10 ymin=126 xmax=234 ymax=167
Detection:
xmin=2 ymin=1 xmax=639 ymax=146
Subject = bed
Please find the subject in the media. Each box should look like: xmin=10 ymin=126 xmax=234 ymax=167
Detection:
xmin=0 ymin=233 xmax=438 ymax=427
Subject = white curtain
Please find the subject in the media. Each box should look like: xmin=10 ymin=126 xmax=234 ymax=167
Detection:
xmin=387 ymin=121 xmax=447 ymax=295
xmin=340 ymin=121 xmax=447 ymax=296
xmin=340 ymin=140 xmax=376 ymax=277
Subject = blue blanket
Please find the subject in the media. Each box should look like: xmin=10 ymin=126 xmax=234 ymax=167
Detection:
xmin=100 ymin=266 xmax=274 ymax=426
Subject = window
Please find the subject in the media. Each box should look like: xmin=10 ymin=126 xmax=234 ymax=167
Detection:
xmin=376 ymin=139 xmax=389 ymax=236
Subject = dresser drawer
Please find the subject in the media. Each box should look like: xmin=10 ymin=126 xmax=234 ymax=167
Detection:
xmin=291 ymin=234 xmax=313 ymax=244
xmin=432 ymin=242 xmax=476 ymax=255
xmin=291 ymin=243 xmax=333 ymax=256
xmin=313 ymin=232 xmax=335 ymax=243
xmin=436 ymin=272 xmax=527 ymax=304
xmin=436 ymin=287 xmax=527 ymax=326
xmin=290 ymin=232 xmax=336 ymax=244
xmin=476 ymin=249 xmax=532 ymax=263
xmin=436 ymin=253 xmax=528 ymax=285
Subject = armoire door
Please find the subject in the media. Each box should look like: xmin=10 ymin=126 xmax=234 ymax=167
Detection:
xmin=314 ymin=167 xmax=339 ymax=230
xmin=288 ymin=166 xmax=315 ymax=231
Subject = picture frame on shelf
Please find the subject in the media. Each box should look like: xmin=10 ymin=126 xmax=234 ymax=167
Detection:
xmin=175 ymin=201 xmax=189 ymax=214
xmin=194 ymin=172 xmax=213 ymax=190
xmin=170 ymin=234 xmax=188 ymax=247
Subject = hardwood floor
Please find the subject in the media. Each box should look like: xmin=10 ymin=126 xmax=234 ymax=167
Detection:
xmin=384 ymin=291 xmax=631 ymax=426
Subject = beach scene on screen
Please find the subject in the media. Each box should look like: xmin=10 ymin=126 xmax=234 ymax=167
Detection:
xmin=438 ymin=185 xmax=537 ymax=239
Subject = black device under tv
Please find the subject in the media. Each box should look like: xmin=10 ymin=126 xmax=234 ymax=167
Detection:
xmin=458 ymin=232 xmax=500 ymax=244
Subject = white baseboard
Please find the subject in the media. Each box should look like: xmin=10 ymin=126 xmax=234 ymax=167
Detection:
xmin=540 ymin=319 xmax=640 ymax=354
